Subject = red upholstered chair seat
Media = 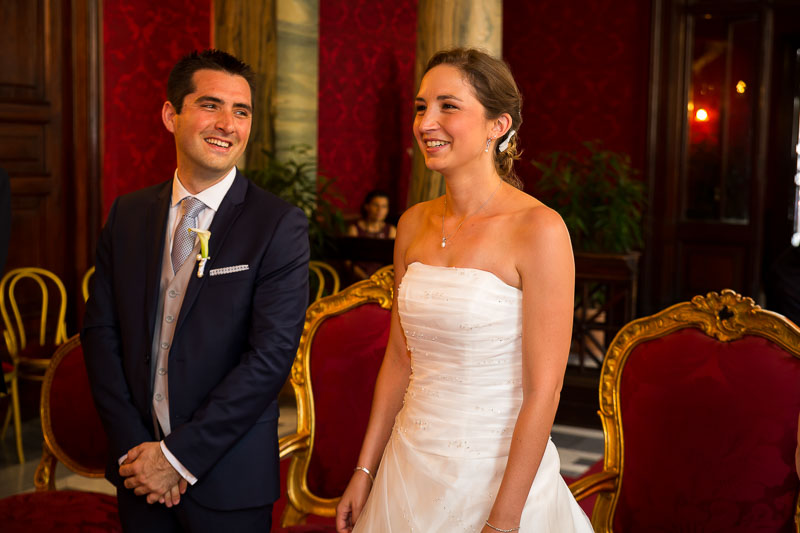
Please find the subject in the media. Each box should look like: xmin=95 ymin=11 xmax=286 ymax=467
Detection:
xmin=45 ymin=340 xmax=108 ymax=471
xmin=616 ymin=330 xmax=800 ymax=531
xmin=0 ymin=490 xmax=121 ymax=532
xmin=271 ymin=456 xmax=337 ymax=532
xmin=306 ymin=303 xmax=389 ymax=498
xmin=277 ymin=267 xmax=393 ymax=528
xmin=568 ymin=290 xmax=800 ymax=532
xmin=0 ymin=336 xmax=120 ymax=530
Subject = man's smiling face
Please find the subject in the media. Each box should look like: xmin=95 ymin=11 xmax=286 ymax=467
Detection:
xmin=162 ymin=68 xmax=252 ymax=184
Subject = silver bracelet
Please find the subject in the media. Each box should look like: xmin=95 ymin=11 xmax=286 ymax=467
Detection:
xmin=485 ymin=520 xmax=520 ymax=532
xmin=353 ymin=466 xmax=375 ymax=483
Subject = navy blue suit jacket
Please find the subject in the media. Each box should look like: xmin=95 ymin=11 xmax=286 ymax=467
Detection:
xmin=82 ymin=171 xmax=309 ymax=510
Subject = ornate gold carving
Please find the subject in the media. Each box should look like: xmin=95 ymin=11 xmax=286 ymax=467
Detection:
xmin=33 ymin=442 xmax=56 ymax=491
xmin=282 ymin=266 xmax=395 ymax=525
xmin=570 ymin=289 xmax=800 ymax=532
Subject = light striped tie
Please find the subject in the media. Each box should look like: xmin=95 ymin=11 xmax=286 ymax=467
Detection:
xmin=171 ymin=197 xmax=206 ymax=274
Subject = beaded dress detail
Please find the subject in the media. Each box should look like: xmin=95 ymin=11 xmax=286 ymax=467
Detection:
xmin=353 ymin=262 xmax=593 ymax=532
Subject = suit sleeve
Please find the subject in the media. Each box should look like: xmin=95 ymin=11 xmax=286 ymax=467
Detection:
xmin=163 ymin=206 xmax=309 ymax=479
xmin=81 ymin=200 xmax=153 ymax=460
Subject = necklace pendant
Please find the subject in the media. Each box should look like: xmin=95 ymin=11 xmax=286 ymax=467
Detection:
xmin=441 ymin=238 xmax=447 ymax=248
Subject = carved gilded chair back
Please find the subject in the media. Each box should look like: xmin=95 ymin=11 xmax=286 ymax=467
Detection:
xmin=35 ymin=334 xmax=108 ymax=490
xmin=280 ymin=266 xmax=393 ymax=526
xmin=569 ymin=289 xmax=800 ymax=532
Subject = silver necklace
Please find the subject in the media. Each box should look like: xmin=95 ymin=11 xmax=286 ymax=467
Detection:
xmin=441 ymin=180 xmax=503 ymax=248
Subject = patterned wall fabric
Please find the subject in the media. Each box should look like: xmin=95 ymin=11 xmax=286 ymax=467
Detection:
xmin=503 ymin=0 xmax=651 ymax=190
xmin=103 ymin=1 xmax=211 ymax=217
xmin=317 ymin=0 xmax=417 ymax=216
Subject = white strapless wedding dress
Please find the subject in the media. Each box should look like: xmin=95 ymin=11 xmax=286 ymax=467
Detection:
xmin=353 ymin=262 xmax=593 ymax=533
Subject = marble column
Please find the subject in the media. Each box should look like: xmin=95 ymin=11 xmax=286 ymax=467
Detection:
xmin=213 ymin=0 xmax=277 ymax=171
xmin=275 ymin=0 xmax=318 ymax=163
xmin=409 ymin=0 xmax=502 ymax=206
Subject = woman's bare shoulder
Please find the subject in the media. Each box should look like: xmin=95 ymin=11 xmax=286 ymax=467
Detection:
xmin=502 ymin=189 xmax=572 ymax=265
xmin=397 ymin=197 xmax=440 ymax=234
xmin=505 ymin=188 xmax=565 ymax=232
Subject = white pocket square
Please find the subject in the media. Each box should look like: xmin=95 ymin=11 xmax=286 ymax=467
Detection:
xmin=209 ymin=264 xmax=249 ymax=277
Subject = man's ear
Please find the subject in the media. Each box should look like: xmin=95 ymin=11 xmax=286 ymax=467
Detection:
xmin=162 ymin=101 xmax=178 ymax=133
xmin=490 ymin=113 xmax=512 ymax=139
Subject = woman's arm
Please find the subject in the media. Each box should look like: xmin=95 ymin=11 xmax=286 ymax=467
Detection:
xmin=335 ymin=209 xmax=419 ymax=532
xmin=483 ymin=207 xmax=575 ymax=532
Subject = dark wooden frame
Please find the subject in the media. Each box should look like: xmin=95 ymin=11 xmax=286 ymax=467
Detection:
xmin=641 ymin=0 xmax=773 ymax=315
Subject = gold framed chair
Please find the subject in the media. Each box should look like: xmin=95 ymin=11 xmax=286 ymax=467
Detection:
xmin=0 ymin=267 xmax=68 ymax=378
xmin=569 ymin=290 xmax=800 ymax=532
xmin=0 ymin=334 xmax=120 ymax=532
xmin=277 ymin=266 xmax=394 ymax=528
xmin=81 ymin=266 xmax=95 ymax=302
xmin=308 ymin=260 xmax=341 ymax=303
xmin=34 ymin=334 xmax=108 ymax=489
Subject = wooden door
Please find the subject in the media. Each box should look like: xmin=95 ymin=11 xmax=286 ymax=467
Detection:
xmin=643 ymin=0 xmax=773 ymax=313
xmin=0 ymin=0 xmax=100 ymax=328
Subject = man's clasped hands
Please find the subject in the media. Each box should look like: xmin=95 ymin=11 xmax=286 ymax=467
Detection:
xmin=119 ymin=441 xmax=188 ymax=508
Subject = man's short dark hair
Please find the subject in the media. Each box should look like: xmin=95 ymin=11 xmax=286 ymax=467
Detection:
xmin=167 ymin=49 xmax=255 ymax=113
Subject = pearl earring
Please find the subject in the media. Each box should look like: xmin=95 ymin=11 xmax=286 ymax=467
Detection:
xmin=485 ymin=137 xmax=494 ymax=153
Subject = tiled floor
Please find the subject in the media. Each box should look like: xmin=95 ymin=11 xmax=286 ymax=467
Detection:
xmin=0 ymin=410 xmax=603 ymax=500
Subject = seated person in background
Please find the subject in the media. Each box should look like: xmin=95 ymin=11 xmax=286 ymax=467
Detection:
xmin=346 ymin=190 xmax=397 ymax=279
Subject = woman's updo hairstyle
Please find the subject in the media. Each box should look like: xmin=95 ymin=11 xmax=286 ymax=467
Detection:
xmin=424 ymin=48 xmax=523 ymax=189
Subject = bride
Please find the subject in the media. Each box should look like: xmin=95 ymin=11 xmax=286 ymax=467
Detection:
xmin=335 ymin=48 xmax=593 ymax=533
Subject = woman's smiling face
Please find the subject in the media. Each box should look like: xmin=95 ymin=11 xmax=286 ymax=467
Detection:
xmin=413 ymin=64 xmax=494 ymax=174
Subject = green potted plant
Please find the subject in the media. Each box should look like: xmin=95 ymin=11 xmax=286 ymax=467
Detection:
xmin=244 ymin=145 xmax=345 ymax=260
xmin=532 ymin=140 xmax=645 ymax=254
xmin=532 ymin=141 xmax=645 ymax=373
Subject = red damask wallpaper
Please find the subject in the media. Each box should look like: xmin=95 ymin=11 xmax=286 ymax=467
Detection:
xmin=503 ymin=0 xmax=651 ymax=190
xmin=102 ymin=0 xmax=211 ymax=217
xmin=317 ymin=0 xmax=418 ymax=217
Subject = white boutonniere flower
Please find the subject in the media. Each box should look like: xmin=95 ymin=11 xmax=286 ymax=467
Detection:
xmin=188 ymin=228 xmax=211 ymax=278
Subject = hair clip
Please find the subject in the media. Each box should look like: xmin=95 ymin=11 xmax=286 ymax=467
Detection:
xmin=498 ymin=130 xmax=516 ymax=153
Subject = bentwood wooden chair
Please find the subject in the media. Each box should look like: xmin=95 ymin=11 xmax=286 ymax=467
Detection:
xmin=0 ymin=334 xmax=120 ymax=532
xmin=82 ymin=266 xmax=95 ymax=302
xmin=569 ymin=290 xmax=800 ymax=532
xmin=1 ymin=267 xmax=68 ymax=378
xmin=272 ymin=266 xmax=394 ymax=531
xmin=0 ymin=267 xmax=68 ymax=463
xmin=308 ymin=260 xmax=341 ymax=303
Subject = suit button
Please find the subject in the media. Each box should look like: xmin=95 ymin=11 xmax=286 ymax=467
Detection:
xmin=157 ymin=368 xmax=166 ymax=376
xmin=145 ymin=355 xmax=151 ymax=364
xmin=154 ymin=393 xmax=163 ymax=401
xmin=168 ymin=289 xmax=178 ymax=298
xmin=165 ymin=315 xmax=175 ymax=323
xmin=160 ymin=342 xmax=170 ymax=350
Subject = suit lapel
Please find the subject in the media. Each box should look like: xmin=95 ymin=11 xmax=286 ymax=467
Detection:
xmin=144 ymin=182 xmax=172 ymax=341
xmin=174 ymin=172 xmax=248 ymax=337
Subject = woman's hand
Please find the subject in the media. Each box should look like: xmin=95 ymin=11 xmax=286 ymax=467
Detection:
xmin=335 ymin=473 xmax=373 ymax=532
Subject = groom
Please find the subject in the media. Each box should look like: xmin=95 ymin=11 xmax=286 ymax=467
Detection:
xmin=82 ymin=50 xmax=309 ymax=532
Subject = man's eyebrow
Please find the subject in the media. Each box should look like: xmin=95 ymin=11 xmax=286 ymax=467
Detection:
xmin=194 ymin=95 xmax=252 ymax=113
xmin=195 ymin=95 xmax=224 ymax=105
